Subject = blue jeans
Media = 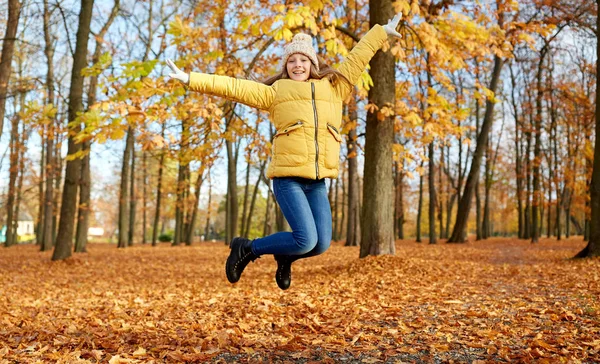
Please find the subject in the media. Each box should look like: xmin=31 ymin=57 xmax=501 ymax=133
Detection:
xmin=251 ymin=177 xmax=332 ymax=260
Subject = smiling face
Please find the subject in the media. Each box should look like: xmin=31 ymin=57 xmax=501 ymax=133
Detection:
xmin=286 ymin=53 xmax=312 ymax=82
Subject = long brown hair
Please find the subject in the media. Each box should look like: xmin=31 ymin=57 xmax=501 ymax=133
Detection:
xmin=263 ymin=57 xmax=350 ymax=87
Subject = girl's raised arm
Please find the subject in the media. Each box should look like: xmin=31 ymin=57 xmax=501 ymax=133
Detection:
xmin=167 ymin=59 xmax=276 ymax=111
xmin=335 ymin=13 xmax=403 ymax=99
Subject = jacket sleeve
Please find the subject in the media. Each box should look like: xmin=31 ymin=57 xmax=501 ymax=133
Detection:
xmin=335 ymin=24 xmax=388 ymax=99
xmin=188 ymin=72 xmax=276 ymax=111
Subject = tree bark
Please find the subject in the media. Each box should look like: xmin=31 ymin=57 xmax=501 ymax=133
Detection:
xmin=142 ymin=151 xmax=148 ymax=244
xmin=576 ymin=1 xmax=600 ymax=257
xmin=416 ymin=161 xmax=424 ymax=243
xmin=52 ymin=0 xmax=94 ymax=260
xmin=333 ymin=177 xmax=340 ymax=241
xmin=52 ymin=136 xmax=63 ymax=247
xmin=4 ymin=106 xmax=20 ymax=247
xmin=428 ymin=142 xmax=437 ymax=244
xmin=41 ymin=0 xmax=55 ymax=252
xmin=474 ymin=98 xmax=483 ymax=240
xmin=345 ymin=100 xmax=361 ymax=247
xmin=448 ymin=55 xmax=504 ymax=243
xmin=74 ymin=140 xmax=90 ymax=252
xmin=509 ymin=64 xmax=524 ymax=239
xmin=263 ymin=181 xmax=272 ymax=237
xmin=118 ymin=126 xmax=133 ymax=248
xmin=395 ymin=160 xmax=405 ymax=239
xmin=152 ymin=123 xmax=166 ymax=246
xmin=438 ymin=146 xmax=444 ymax=239
xmin=173 ymin=163 xmax=185 ymax=246
xmin=359 ymin=0 xmax=395 ymax=257
xmin=74 ymin=0 xmax=119 ymax=253
xmin=225 ymin=136 xmax=238 ymax=244
xmin=205 ymin=172 xmax=213 ymax=240
xmin=0 ymin=0 xmax=22 ymax=140
xmin=37 ymin=133 xmax=45 ymax=246
xmin=482 ymin=141 xmax=491 ymax=239
xmin=185 ymin=167 xmax=205 ymax=245
xmin=532 ymin=47 xmax=549 ymax=243
xmin=14 ymin=121 xmax=28 ymax=245
xmin=240 ymin=158 xmax=251 ymax=237
xmin=243 ymin=162 xmax=266 ymax=238
xmin=128 ymin=143 xmax=136 ymax=246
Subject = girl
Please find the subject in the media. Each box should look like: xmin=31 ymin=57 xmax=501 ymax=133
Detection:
xmin=167 ymin=14 xmax=402 ymax=290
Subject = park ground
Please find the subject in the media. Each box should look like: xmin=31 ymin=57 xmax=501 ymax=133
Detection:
xmin=0 ymin=237 xmax=599 ymax=363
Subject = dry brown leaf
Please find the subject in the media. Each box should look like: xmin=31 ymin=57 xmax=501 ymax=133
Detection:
xmin=0 ymin=239 xmax=597 ymax=362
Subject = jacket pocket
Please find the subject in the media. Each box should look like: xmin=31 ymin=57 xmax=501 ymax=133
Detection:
xmin=273 ymin=121 xmax=308 ymax=167
xmin=325 ymin=123 xmax=342 ymax=168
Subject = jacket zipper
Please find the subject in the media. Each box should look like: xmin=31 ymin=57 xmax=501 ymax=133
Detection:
xmin=311 ymin=82 xmax=319 ymax=179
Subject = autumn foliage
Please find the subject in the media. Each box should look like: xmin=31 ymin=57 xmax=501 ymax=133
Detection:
xmin=1 ymin=239 xmax=598 ymax=362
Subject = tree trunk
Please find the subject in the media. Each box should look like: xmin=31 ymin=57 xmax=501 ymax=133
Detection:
xmin=240 ymin=159 xmax=251 ymax=237
xmin=152 ymin=123 xmax=166 ymax=246
xmin=118 ymin=126 xmax=133 ymax=248
xmin=474 ymin=98 xmax=483 ymax=240
xmin=359 ymin=0 xmax=395 ymax=257
xmin=173 ymin=163 xmax=185 ymax=246
xmin=244 ymin=162 xmax=265 ymax=238
xmin=128 ymin=142 xmax=136 ymax=246
xmin=448 ymin=56 xmax=504 ymax=243
xmin=263 ymin=182 xmax=272 ymax=237
xmin=395 ymin=161 xmax=405 ymax=239
xmin=345 ymin=100 xmax=361 ymax=247
xmin=576 ymin=1 xmax=600 ymax=257
xmin=52 ymin=138 xmax=62 ymax=247
xmin=52 ymin=0 xmax=94 ymax=260
xmin=524 ymin=113 xmax=533 ymax=239
xmin=225 ymin=137 xmax=238 ymax=244
xmin=482 ymin=141 xmax=491 ymax=239
xmin=0 ymin=0 xmax=22 ymax=140
xmin=74 ymin=141 xmax=90 ymax=252
xmin=416 ymin=163 xmax=424 ymax=243
xmin=532 ymin=50 xmax=548 ymax=244
xmin=74 ymin=0 xmax=118 ymax=253
xmin=4 ymin=110 xmax=20 ymax=247
xmin=428 ymin=142 xmax=437 ymax=244
xmin=37 ymin=135 xmax=45 ymax=246
xmin=340 ymin=167 xmax=347 ymax=239
xmin=333 ymin=177 xmax=340 ymax=241
xmin=186 ymin=167 xmax=205 ymax=245
xmin=204 ymin=172 xmax=213 ymax=240
xmin=14 ymin=122 xmax=28 ymax=245
xmin=509 ymin=64 xmax=524 ymax=239
xmin=438 ymin=146 xmax=444 ymax=239
xmin=142 ymin=151 xmax=148 ymax=243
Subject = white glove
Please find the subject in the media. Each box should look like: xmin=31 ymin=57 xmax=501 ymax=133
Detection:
xmin=166 ymin=59 xmax=190 ymax=84
xmin=383 ymin=13 xmax=402 ymax=38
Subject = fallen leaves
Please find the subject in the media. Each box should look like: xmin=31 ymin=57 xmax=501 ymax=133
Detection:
xmin=0 ymin=237 xmax=599 ymax=362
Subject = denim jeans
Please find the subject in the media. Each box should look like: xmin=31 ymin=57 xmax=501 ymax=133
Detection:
xmin=251 ymin=177 xmax=332 ymax=260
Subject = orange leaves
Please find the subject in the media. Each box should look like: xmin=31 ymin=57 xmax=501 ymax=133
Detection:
xmin=1 ymin=238 xmax=599 ymax=362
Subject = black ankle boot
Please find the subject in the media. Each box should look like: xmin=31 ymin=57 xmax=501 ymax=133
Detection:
xmin=226 ymin=237 xmax=258 ymax=283
xmin=274 ymin=255 xmax=294 ymax=290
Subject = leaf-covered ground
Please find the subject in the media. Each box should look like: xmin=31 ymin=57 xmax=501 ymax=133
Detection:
xmin=1 ymin=237 xmax=599 ymax=363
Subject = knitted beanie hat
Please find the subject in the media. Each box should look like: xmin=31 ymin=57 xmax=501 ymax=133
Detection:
xmin=283 ymin=33 xmax=319 ymax=71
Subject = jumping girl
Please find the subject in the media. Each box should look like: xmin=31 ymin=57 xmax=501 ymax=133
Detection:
xmin=167 ymin=14 xmax=402 ymax=290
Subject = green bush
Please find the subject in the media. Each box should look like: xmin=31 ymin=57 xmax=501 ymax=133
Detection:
xmin=158 ymin=233 xmax=173 ymax=242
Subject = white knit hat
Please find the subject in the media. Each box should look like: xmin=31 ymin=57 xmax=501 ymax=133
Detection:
xmin=283 ymin=33 xmax=319 ymax=71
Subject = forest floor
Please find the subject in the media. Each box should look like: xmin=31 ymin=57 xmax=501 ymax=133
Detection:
xmin=1 ymin=237 xmax=599 ymax=363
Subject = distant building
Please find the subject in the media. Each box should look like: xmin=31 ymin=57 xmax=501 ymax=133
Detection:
xmin=0 ymin=211 xmax=35 ymax=243
xmin=88 ymin=227 xmax=105 ymax=237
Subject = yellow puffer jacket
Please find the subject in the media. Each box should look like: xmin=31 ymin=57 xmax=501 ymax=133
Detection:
xmin=189 ymin=25 xmax=388 ymax=180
